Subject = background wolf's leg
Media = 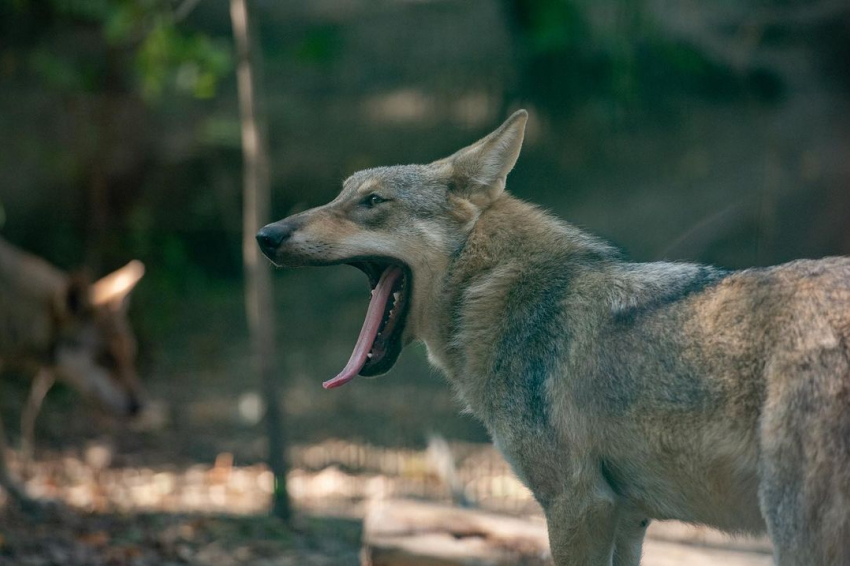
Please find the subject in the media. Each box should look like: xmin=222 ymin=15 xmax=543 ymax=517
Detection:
xmin=20 ymin=369 xmax=54 ymax=468
xmin=0 ymin=408 xmax=31 ymax=505
xmin=545 ymin=479 xmax=618 ymax=566
xmin=760 ymin=347 xmax=850 ymax=566
xmin=612 ymin=510 xmax=649 ymax=566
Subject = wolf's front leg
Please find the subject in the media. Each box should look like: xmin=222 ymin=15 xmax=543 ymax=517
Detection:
xmin=0 ymin=408 xmax=53 ymax=515
xmin=612 ymin=510 xmax=649 ymax=566
xmin=545 ymin=479 xmax=619 ymax=565
xmin=20 ymin=369 xmax=55 ymax=465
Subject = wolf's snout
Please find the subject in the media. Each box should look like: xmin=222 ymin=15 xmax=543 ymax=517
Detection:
xmin=256 ymin=223 xmax=292 ymax=259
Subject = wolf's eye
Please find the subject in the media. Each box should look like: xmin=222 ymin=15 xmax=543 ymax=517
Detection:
xmin=362 ymin=194 xmax=388 ymax=208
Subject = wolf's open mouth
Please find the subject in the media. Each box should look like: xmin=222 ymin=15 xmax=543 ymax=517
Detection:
xmin=322 ymin=260 xmax=411 ymax=389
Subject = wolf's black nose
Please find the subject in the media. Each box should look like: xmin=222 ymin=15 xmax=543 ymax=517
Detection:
xmin=256 ymin=224 xmax=290 ymax=257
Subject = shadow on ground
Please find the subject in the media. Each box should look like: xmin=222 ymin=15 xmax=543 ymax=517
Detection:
xmin=0 ymin=505 xmax=361 ymax=566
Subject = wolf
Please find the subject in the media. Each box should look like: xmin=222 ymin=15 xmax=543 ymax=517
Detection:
xmin=257 ymin=111 xmax=850 ymax=565
xmin=0 ymin=236 xmax=145 ymax=505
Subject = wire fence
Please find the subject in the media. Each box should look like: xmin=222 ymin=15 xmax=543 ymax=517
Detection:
xmin=5 ymin=439 xmax=542 ymax=517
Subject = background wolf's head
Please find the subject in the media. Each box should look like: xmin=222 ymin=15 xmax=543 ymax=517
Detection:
xmin=53 ymin=261 xmax=145 ymax=416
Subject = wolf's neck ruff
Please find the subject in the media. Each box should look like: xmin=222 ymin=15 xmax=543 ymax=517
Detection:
xmin=323 ymin=265 xmax=405 ymax=389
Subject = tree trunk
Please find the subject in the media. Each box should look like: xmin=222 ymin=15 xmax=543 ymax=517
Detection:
xmin=230 ymin=0 xmax=291 ymax=522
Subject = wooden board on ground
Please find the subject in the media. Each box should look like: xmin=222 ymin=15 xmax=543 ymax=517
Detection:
xmin=361 ymin=499 xmax=774 ymax=566
xmin=647 ymin=521 xmax=772 ymax=555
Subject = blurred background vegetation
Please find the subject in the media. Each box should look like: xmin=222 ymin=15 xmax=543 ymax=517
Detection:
xmin=0 ymin=0 xmax=848 ymax=562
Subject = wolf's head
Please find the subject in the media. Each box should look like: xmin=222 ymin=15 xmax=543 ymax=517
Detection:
xmin=53 ymin=261 xmax=145 ymax=416
xmin=257 ymin=110 xmax=528 ymax=388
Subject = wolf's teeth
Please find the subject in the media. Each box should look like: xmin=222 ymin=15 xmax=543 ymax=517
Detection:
xmin=367 ymin=353 xmax=373 ymax=359
xmin=393 ymin=291 xmax=400 ymax=301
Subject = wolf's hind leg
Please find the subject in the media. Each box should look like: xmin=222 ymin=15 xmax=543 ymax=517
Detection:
xmin=760 ymin=348 xmax=850 ymax=566
xmin=0 ymin=408 xmax=31 ymax=506
xmin=0 ymin=366 xmax=33 ymax=507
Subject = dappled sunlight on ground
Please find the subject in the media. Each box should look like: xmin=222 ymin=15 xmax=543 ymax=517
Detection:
xmin=0 ymin=440 xmax=533 ymax=565
xmin=0 ymin=440 xmax=773 ymax=565
xmin=5 ymin=440 xmax=538 ymax=517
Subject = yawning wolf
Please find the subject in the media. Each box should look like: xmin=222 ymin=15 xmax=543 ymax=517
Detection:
xmin=257 ymin=111 xmax=850 ymax=565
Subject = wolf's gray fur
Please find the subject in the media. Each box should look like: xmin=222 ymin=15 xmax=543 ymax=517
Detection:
xmin=259 ymin=111 xmax=850 ymax=565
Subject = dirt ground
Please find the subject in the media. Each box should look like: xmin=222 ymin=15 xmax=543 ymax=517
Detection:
xmin=0 ymin=415 xmax=774 ymax=566
xmin=0 ymin=361 xmax=534 ymax=566
xmin=0 ymin=504 xmax=362 ymax=566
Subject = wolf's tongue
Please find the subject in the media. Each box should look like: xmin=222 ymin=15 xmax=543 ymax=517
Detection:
xmin=323 ymin=266 xmax=403 ymax=390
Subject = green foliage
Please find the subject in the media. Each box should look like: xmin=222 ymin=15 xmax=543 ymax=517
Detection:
xmin=294 ymin=25 xmax=342 ymax=67
xmin=6 ymin=0 xmax=232 ymax=101
xmin=52 ymin=0 xmax=113 ymax=21
xmin=28 ymin=47 xmax=94 ymax=91
xmin=509 ymin=0 xmax=782 ymax=110
xmin=136 ymin=19 xmax=231 ymax=100
xmin=523 ymin=0 xmax=588 ymax=53
xmin=198 ymin=115 xmax=243 ymax=148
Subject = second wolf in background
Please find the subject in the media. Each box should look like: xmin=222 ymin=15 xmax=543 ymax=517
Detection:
xmin=0 ymin=236 xmax=145 ymax=506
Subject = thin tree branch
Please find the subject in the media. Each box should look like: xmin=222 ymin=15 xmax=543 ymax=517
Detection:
xmin=230 ymin=0 xmax=291 ymax=522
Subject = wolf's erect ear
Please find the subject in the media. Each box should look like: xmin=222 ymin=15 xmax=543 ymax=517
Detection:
xmin=91 ymin=260 xmax=145 ymax=311
xmin=437 ymin=109 xmax=528 ymax=208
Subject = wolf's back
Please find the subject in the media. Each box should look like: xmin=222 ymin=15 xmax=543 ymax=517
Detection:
xmin=0 ymin=236 xmax=67 ymax=362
